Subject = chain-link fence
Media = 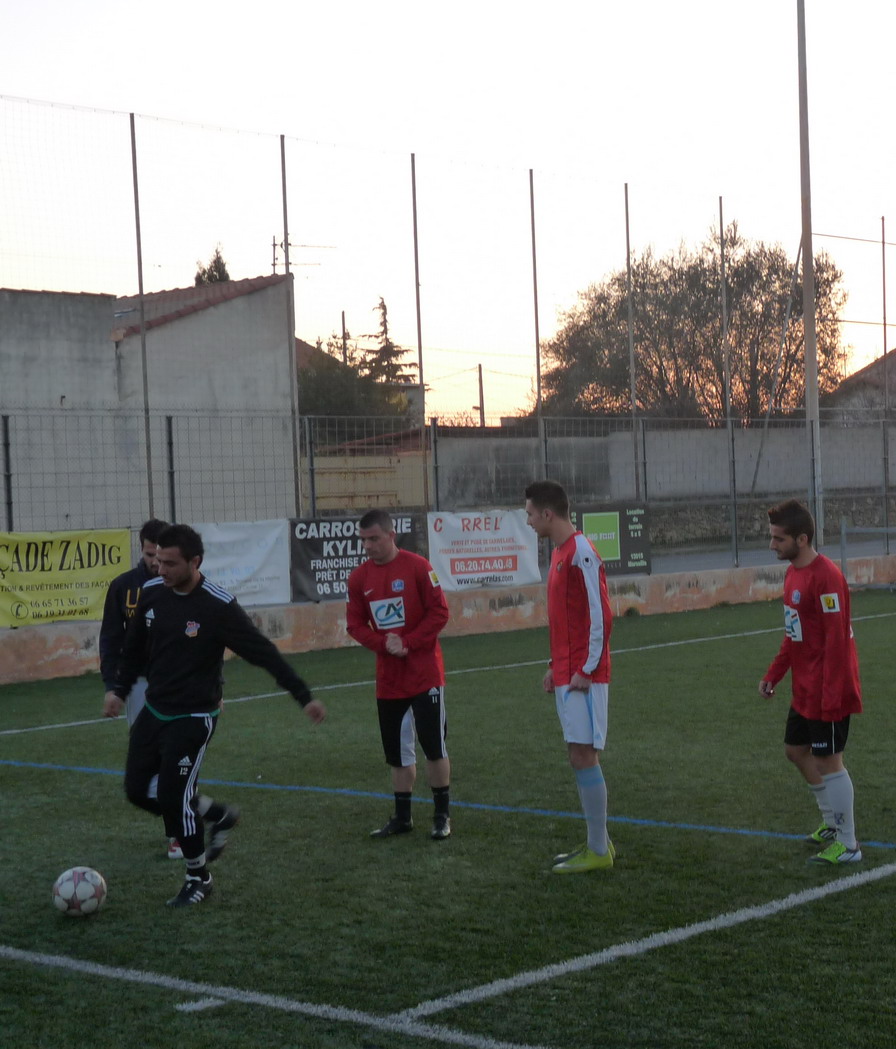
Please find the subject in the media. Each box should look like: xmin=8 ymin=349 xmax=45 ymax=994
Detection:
xmin=4 ymin=408 xmax=894 ymax=564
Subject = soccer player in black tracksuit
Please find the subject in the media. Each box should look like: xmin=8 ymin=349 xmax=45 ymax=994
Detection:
xmin=105 ymin=523 xmax=327 ymax=908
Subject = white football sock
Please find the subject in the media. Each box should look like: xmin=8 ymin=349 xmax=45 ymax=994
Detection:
xmin=821 ymin=769 xmax=857 ymax=849
xmin=808 ymin=780 xmax=834 ymax=828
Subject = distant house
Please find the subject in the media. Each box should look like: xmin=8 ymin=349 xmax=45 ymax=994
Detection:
xmin=823 ymin=349 xmax=896 ymax=416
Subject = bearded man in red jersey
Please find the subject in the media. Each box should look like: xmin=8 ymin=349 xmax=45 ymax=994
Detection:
xmin=760 ymin=499 xmax=863 ymax=865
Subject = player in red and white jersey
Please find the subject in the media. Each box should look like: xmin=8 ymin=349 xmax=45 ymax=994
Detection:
xmin=759 ymin=499 xmax=863 ymax=865
xmin=525 ymin=480 xmax=614 ymax=874
xmin=346 ymin=509 xmax=452 ymax=840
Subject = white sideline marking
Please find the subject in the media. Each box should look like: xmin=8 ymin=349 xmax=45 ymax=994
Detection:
xmin=0 ymin=944 xmax=551 ymax=1049
xmin=3 ymin=612 xmax=893 ymax=738
xmin=176 ymin=997 xmax=226 ymax=1012
xmin=391 ymin=862 xmax=896 ymax=1022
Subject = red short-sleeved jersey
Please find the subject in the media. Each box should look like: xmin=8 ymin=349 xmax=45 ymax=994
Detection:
xmin=346 ymin=549 xmax=449 ymax=699
xmin=765 ymin=553 xmax=862 ymax=721
xmin=547 ymin=532 xmax=612 ymax=686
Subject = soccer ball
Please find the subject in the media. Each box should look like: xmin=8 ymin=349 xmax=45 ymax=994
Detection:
xmin=52 ymin=866 xmax=107 ymax=916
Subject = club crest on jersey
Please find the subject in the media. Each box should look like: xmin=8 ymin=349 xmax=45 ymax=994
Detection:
xmin=185 ymin=620 xmax=200 ymax=638
xmin=820 ymin=592 xmax=841 ymax=613
xmin=371 ymin=597 xmax=405 ymax=629
xmin=391 ymin=579 xmax=405 ymax=592
xmin=556 ymin=561 xmax=564 ymax=572
xmin=791 ymin=590 xmax=801 ymax=604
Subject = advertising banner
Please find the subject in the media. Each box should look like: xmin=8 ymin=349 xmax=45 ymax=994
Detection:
xmin=290 ymin=514 xmax=425 ymax=602
xmin=194 ymin=520 xmax=291 ymax=606
xmin=576 ymin=504 xmax=651 ymax=575
xmin=426 ymin=509 xmax=540 ymax=591
xmin=0 ymin=529 xmax=130 ymax=626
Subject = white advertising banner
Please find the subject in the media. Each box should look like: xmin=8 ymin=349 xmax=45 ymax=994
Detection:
xmin=427 ymin=509 xmax=540 ymax=591
xmin=193 ymin=520 xmax=291 ymax=606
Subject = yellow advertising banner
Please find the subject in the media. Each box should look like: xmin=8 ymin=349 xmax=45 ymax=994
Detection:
xmin=0 ymin=530 xmax=130 ymax=627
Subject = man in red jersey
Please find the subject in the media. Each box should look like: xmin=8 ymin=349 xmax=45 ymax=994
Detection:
xmin=759 ymin=499 xmax=862 ymax=865
xmin=525 ymin=480 xmax=615 ymax=874
xmin=346 ymin=509 xmax=452 ymax=840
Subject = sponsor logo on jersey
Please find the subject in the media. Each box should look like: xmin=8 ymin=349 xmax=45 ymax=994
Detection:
xmin=145 ymin=608 xmax=155 ymax=627
xmin=185 ymin=620 xmax=200 ymax=638
xmin=370 ymin=597 xmax=406 ymax=629
xmin=820 ymin=592 xmax=841 ymax=613
xmin=178 ymin=756 xmax=192 ymax=766
xmin=392 ymin=579 xmax=405 ymax=592
xmin=428 ymin=570 xmax=440 ymax=587
xmin=178 ymin=755 xmax=192 ymax=776
xmin=791 ymin=590 xmax=801 ymax=604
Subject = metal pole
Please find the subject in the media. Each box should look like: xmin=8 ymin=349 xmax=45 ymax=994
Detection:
xmin=624 ymin=183 xmax=640 ymax=498
xmin=430 ymin=417 xmax=440 ymax=511
xmin=280 ymin=135 xmax=303 ymax=517
xmin=530 ymin=169 xmax=548 ymax=479
xmin=410 ymin=153 xmax=430 ymax=509
xmin=882 ymin=216 xmax=889 ymax=414
xmin=797 ymin=0 xmax=824 ymax=541
xmin=477 ymin=364 xmax=485 ymax=427
xmin=719 ymin=198 xmax=739 ymax=566
xmin=341 ymin=309 xmax=348 ymax=365
xmin=2 ymin=415 xmax=12 ymax=530
xmin=129 ymin=114 xmax=154 ymax=518
xmin=530 ymin=169 xmax=543 ymax=419
xmin=304 ymin=416 xmax=317 ymax=518
xmin=165 ymin=416 xmax=177 ymax=523
xmin=882 ymin=217 xmax=890 ymax=552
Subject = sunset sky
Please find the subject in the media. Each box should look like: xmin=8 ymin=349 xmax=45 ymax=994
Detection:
xmin=2 ymin=0 xmax=895 ymax=420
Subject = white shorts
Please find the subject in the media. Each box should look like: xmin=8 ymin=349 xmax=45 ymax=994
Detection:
xmin=554 ymin=682 xmax=608 ymax=750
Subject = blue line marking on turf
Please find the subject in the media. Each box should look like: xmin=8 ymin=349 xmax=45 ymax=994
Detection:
xmin=4 ymin=757 xmax=895 ymax=851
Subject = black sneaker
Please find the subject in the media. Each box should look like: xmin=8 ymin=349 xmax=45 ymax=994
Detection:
xmin=370 ymin=816 xmax=414 ymax=838
xmin=206 ymin=805 xmax=240 ymax=862
xmin=166 ymin=874 xmax=213 ymax=908
xmin=431 ymin=814 xmax=451 ymax=840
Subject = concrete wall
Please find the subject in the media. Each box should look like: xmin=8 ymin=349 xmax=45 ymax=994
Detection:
xmin=0 ymin=289 xmax=119 ymax=409
xmin=4 ymin=554 xmax=895 ymax=686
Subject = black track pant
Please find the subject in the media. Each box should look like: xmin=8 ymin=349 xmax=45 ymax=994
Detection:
xmin=124 ymin=706 xmax=218 ymax=861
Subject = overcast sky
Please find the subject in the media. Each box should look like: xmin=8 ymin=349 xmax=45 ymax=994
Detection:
xmin=3 ymin=0 xmax=895 ymax=418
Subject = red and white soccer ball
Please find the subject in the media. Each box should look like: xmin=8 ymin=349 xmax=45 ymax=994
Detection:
xmin=52 ymin=866 xmax=107 ymax=916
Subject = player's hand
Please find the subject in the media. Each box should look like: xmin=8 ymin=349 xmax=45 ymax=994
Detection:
xmin=303 ymin=699 xmax=327 ymax=725
xmin=569 ymin=671 xmax=592 ymax=692
xmin=385 ymin=632 xmax=408 ymax=657
xmin=758 ymin=680 xmax=775 ymax=698
xmin=542 ymin=666 xmax=554 ymax=692
xmin=103 ymin=691 xmax=124 ymax=718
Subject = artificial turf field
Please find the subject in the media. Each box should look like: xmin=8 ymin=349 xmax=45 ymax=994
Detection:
xmin=2 ymin=590 xmax=896 ymax=1049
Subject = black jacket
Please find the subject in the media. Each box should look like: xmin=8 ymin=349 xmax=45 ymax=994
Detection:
xmin=99 ymin=560 xmax=153 ymax=690
xmin=113 ymin=575 xmax=312 ymax=716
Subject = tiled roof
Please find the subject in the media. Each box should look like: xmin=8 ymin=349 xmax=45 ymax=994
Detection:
xmin=111 ymin=274 xmax=290 ymax=340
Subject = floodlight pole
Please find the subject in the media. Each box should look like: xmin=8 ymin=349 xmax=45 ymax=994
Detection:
xmin=129 ymin=113 xmax=154 ymax=519
xmin=530 ymin=169 xmax=548 ymax=478
xmin=719 ymin=198 xmax=739 ymax=566
xmin=281 ymin=134 xmax=303 ymax=518
xmin=797 ymin=0 xmax=824 ymax=541
xmin=410 ymin=153 xmax=430 ymax=509
xmin=624 ymin=183 xmax=641 ymax=499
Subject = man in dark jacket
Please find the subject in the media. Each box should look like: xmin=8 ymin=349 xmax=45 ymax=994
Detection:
xmin=104 ymin=524 xmax=326 ymax=908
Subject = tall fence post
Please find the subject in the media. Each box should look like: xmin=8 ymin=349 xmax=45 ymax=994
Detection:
xmin=2 ymin=415 xmax=12 ymax=530
xmin=165 ymin=416 xmax=177 ymax=523
xmin=304 ymin=416 xmax=316 ymax=518
xmin=883 ymin=416 xmax=891 ymax=555
xmin=430 ymin=417 xmax=440 ymax=511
